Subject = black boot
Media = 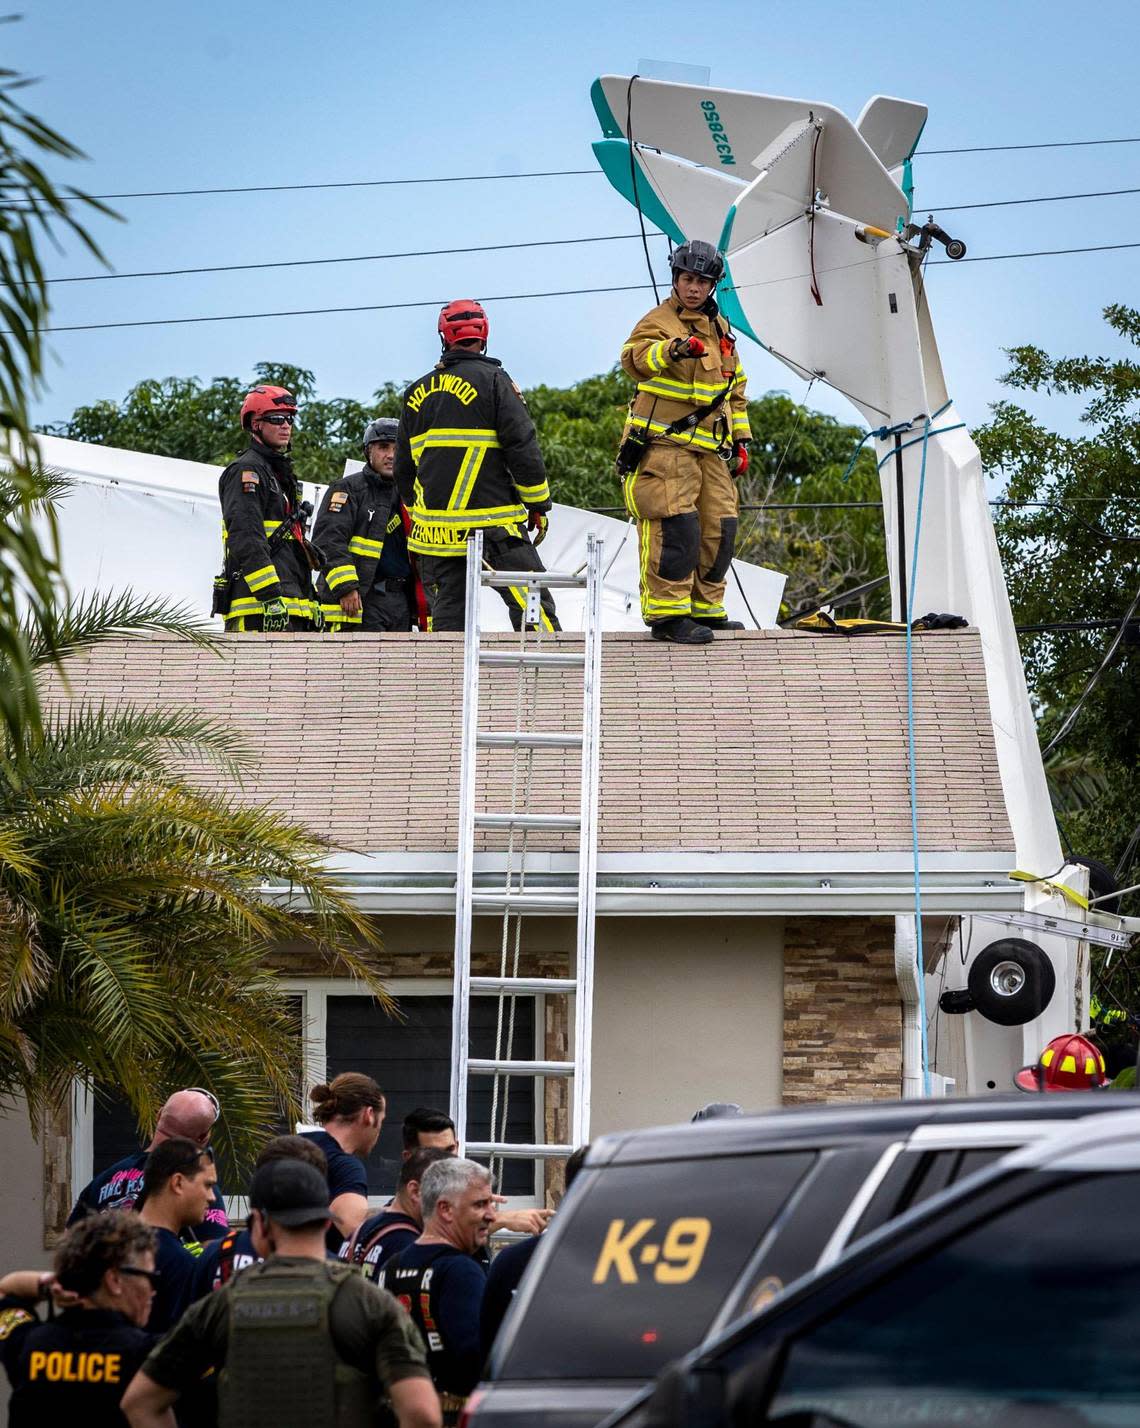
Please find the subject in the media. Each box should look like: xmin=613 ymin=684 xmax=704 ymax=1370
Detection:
xmin=650 ymin=616 xmax=714 ymax=645
xmin=692 ymin=616 xmax=745 ymax=631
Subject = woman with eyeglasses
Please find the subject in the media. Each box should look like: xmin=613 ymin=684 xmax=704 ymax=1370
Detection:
xmin=68 ymin=1087 xmax=229 ymax=1244
xmin=0 ymin=1210 xmax=158 ymax=1427
xmin=214 ymin=384 xmax=321 ymax=632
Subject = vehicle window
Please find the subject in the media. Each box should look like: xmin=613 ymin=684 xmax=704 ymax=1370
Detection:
xmin=497 ymin=1151 xmax=814 ymax=1380
xmin=953 ymin=1146 xmax=1010 ymax=1181
xmin=764 ymin=1172 xmax=1140 ymax=1426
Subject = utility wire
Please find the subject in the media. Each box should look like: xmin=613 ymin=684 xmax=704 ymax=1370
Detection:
xmin=28 ymin=239 xmax=1140 ymax=335
xmin=41 ymin=232 xmax=665 ymax=286
xmin=932 ymin=185 xmax=1140 ymax=213
xmin=1041 ymin=580 xmax=1140 ymax=759
xmin=8 ymin=136 xmax=1140 ymax=205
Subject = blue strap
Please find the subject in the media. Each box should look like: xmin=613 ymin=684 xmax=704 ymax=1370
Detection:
xmin=840 ymin=400 xmax=957 ymax=482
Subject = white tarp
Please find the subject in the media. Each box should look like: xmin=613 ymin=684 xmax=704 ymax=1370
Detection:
xmin=33 ymin=433 xmax=786 ymax=631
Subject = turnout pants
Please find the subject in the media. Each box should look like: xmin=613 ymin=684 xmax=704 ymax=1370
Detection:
xmin=420 ymin=531 xmax=561 ymax=633
xmin=623 ymin=443 xmax=739 ymax=624
xmin=361 ymin=583 xmax=414 ymax=632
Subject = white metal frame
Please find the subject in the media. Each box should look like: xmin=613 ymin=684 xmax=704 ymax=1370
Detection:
xmin=450 ymin=530 xmax=604 ymax=1162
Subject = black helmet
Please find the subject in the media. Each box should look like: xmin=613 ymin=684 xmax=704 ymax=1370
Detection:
xmin=362 ymin=417 xmax=398 ymax=456
xmin=670 ymin=239 xmax=725 ymax=284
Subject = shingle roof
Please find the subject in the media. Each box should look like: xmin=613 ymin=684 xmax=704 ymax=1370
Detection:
xmin=40 ymin=630 xmax=1013 ymax=857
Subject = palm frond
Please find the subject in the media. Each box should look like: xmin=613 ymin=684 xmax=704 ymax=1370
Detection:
xmin=24 ymin=588 xmax=219 ymax=671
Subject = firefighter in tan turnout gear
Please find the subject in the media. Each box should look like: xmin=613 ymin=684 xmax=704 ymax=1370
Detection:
xmin=394 ymin=300 xmax=559 ymax=633
xmin=619 ymin=240 xmax=751 ymax=645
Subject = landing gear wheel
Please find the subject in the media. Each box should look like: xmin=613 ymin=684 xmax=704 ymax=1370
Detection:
xmin=967 ymin=939 xmax=1056 ymax=1026
xmin=944 ymin=238 xmax=967 ymax=260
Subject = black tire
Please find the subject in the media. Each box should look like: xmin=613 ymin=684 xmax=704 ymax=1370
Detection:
xmin=945 ymin=238 xmax=967 ymax=260
xmin=1071 ymin=855 xmax=1119 ymax=915
xmin=967 ymin=939 xmax=1056 ymax=1026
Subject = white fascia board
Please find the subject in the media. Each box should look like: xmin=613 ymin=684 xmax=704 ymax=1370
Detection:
xmin=261 ymin=849 xmax=1022 ymax=916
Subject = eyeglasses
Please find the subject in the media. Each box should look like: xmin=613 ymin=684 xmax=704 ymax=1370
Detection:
xmin=259 ymin=413 xmax=295 ymax=426
xmin=120 ymin=1266 xmax=161 ymax=1288
xmin=187 ymin=1088 xmax=221 ymax=1123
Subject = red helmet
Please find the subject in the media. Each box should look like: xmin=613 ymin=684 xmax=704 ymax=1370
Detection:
xmin=1014 ymin=1033 xmax=1109 ymax=1092
xmin=438 ymin=299 xmax=488 ymax=349
xmin=240 ymin=385 xmax=297 ymax=431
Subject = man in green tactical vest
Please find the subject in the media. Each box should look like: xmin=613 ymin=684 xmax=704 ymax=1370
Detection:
xmin=122 ymin=1159 xmax=441 ymax=1428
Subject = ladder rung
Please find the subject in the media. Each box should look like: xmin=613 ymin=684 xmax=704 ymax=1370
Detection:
xmin=468 ymin=1058 xmax=575 ymax=1076
xmin=476 ymin=731 xmax=583 ymax=749
xmin=466 ymin=1142 xmax=576 ymax=1158
xmin=474 ymin=812 xmax=581 ymax=831
xmin=471 ymin=891 xmax=579 ymax=911
xmin=481 ymin=571 xmax=587 ymax=589
xmin=479 ymin=651 xmax=585 ymax=669
xmin=470 ymin=976 xmax=578 ymax=994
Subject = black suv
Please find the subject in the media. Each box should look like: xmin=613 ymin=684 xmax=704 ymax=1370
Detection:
xmin=468 ymin=1094 xmax=1140 ymax=1427
xmin=603 ymin=1105 xmax=1140 ymax=1427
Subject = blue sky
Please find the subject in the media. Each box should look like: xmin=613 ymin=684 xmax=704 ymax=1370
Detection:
xmin=14 ymin=0 xmax=1140 ymax=446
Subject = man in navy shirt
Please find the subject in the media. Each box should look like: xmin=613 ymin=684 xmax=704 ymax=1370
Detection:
xmin=135 ymin=1139 xmax=218 ymax=1333
xmin=300 ymin=1073 xmax=386 ymax=1252
xmin=341 ymin=1146 xmax=451 ymax=1283
xmin=192 ymin=1135 xmax=329 ymax=1296
xmin=69 ymin=1088 xmax=228 ymax=1243
xmin=381 ymin=1158 xmax=496 ymax=1423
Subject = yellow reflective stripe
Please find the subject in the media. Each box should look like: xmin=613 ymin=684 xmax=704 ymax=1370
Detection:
xmin=638 ymin=420 xmax=722 ymax=452
xmin=410 ymin=429 xmax=500 ymax=455
xmin=348 ymin=536 xmax=383 ymax=557
xmin=448 ymin=442 xmax=488 ymax=512
xmin=624 ymin=473 xmax=641 ymax=519
xmin=505 ymin=584 xmax=556 ymax=632
xmin=513 ymin=480 xmax=550 ymax=503
xmin=646 ymin=339 xmax=672 ymax=374
xmin=693 ymin=601 xmax=726 ymax=617
xmin=635 ymin=375 xmax=732 ymax=401
xmin=245 ymin=565 xmax=279 ymax=592
xmin=731 ymin=414 xmax=751 ymax=433
xmin=326 ymin=564 xmax=358 ymax=590
xmin=411 ymin=503 xmax=528 ymax=526
xmin=386 ymin=513 xmax=402 ymax=533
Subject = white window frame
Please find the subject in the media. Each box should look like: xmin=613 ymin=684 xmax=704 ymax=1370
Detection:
xmin=68 ymin=978 xmax=546 ymax=1218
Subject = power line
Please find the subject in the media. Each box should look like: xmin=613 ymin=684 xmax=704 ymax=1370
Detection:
xmin=931 ymin=185 xmax=1140 ymax=213
xmin=9 ymin=136 xmax=1140 ymax=206
xmin=38 ymin=187 xmax=1140 ymax=287
xmin=916 ymin=136 xmax=1140 ymax=155
xmin=29 ymin=239 xmax=1140 ymax=336
xmin=42 ymin=232 xmax=663 ymax=286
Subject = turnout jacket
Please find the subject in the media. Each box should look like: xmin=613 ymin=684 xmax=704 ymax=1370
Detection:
xmin=312 ymin=466 xmax=408 ymax=627
xmin=620 ymin=297 xmax=751 ymax=454
xmin=394 ymin=349 xmax=551 ymax=558
xmin=218 ymin=441 xmax=315 ymax=622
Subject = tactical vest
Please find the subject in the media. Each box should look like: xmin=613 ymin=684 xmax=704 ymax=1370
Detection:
xmin=382 ymin=1246 xmax=469 ymax=1423
xmin=219 ymin=1260 xmax=377 ymax=1428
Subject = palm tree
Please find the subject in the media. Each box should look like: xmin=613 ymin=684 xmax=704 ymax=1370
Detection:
xmin=0 ymin=576 xmax=392 ymax=1172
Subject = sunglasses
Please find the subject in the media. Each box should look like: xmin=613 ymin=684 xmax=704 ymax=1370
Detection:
xmin=259 ymin=413 xmax=295 ymax=426
xmin=120 ymin=1266 xmax=162 ymax=1288
xmin=187 ymin=1087 xmax=221 ymax=1123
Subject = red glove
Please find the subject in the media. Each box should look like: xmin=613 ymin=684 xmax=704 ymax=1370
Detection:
xmin=669 ymin=336 xmax=706 ymax=360
xmin=731 ymin=441 xmax=749 ymax=477
xmin=527 ymin=510 xmax=549 ymax=546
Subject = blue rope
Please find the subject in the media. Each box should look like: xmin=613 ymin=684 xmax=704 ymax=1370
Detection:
xmin=839 ymin=419 xmax=913 ymax=482
xmin=905 ymin=413 xmax=935 ymax=1096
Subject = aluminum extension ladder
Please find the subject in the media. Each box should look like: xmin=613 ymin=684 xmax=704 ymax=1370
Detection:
xmin=448 ymin=527 xmax=604 ymax=1175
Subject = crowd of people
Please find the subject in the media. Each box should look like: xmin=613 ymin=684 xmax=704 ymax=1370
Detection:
xmin=216 ymin=239 xmax=751 ymax=645
xmin=0 ymin=1073 xmax=579 ymax=1428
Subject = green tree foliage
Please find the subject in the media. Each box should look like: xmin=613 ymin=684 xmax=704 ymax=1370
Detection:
xmin=55 ymin=364 xmax=886 ymax=615
xmin=0 ymin=41 xmax=113 ymax=741
xmin=0 ymin=558 xmax=390 ymax=1167
xmin=978 ymin=304 xmax=1140 ymax=1005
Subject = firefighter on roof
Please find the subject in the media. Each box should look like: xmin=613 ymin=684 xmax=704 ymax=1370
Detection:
xmin=394 ymin=300 xmax=560 ymax=632
xmin=312 ymin=417 xmax=427 ymax=632
xmin=215 ymin=386 xmax=319 ymax=631
xmin=618 ymin=239 xmax=751 ymax=645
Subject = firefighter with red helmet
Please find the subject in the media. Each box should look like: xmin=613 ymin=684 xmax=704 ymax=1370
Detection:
xmin=1014 ymin=1032 xmax=1109 ymax=1092
xmin=393 ymin=301 xmax=559 ymax=632
xmin=618 ymin=239 xmax=750 ymax=644
xmin=214 ymin=386 xmax=319 ymax=631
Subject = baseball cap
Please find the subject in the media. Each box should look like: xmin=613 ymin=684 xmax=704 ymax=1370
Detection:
xmin=248 ymin=1159 xmax=330 ymax=1227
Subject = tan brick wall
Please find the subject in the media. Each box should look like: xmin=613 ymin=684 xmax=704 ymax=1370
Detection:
xmin=783 ymin=916 xmax=901 ymax=1103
